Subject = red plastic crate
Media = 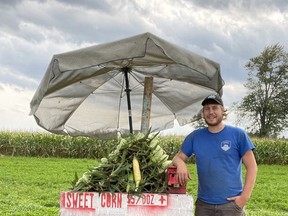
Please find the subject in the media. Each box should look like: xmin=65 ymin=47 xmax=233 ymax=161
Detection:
xmin=167 ymin=166 xmax=186 ymax=194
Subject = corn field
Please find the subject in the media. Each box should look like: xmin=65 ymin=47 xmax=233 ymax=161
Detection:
xmin=0 ymin=131 xmax=287 ymax=165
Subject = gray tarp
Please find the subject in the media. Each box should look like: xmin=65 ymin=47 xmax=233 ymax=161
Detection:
xmin=30 ymin=32 xmax=224 ymax=138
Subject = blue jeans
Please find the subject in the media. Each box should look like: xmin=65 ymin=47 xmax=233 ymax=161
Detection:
xmin=195 ymin=199 xmax=246 ymax=216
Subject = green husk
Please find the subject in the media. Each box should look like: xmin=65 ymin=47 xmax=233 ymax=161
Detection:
xmin=71 ymin=129 xmax=170 ymax=193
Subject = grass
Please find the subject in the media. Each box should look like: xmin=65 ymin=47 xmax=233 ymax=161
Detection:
xmin=0 ymin=156 xmax=287 ymax=216
xmin=0 ymin=156 xmax=98 ymax=216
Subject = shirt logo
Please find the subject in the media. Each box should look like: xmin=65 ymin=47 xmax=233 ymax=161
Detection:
xmin=221 ymin=140 xmax=231 ymax=151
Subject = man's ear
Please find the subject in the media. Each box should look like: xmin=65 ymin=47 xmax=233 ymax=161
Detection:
xmin=223 ymin=107 xmax=228 ymax=120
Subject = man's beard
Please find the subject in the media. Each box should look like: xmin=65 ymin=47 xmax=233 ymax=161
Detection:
xmin=204 ymin=116 xmax=223 ymax=127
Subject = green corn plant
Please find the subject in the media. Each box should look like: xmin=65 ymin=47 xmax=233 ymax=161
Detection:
xmin=71 ymin=129 xmax=172 ymax=194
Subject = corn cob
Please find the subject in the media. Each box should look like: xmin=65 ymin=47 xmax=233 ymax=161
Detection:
xmin=132 ymin=156 xmax=141 ymax=191
xmin=72 ymin=129 xmax=170 ymax=193
xmin=126 ymin=173 xmax=135 ymax=193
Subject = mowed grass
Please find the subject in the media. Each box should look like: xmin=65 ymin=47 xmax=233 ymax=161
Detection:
xmin=0 ymin=156 xmax=287 ymax=216
xmin=0 ymin=156 xmax=99 ymax=216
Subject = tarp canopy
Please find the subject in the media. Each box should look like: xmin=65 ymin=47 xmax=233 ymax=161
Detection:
xmin=30 ymin=32 xmax=224 ymax=138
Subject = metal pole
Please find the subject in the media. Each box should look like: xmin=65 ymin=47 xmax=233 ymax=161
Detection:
xmin=122 ymin=67 xmax=133 ymax=134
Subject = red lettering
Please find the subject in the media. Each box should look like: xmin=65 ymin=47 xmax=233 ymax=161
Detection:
xmin=159 ymin=195 xmax=166 ymax=205
xmin=101 ymin=193 xmax=106 ymax=207
xmin=64 ymin=192 xmax=94 ymax=210
xmin=142 ymin=195 xmax=146 ymax=204
xmin=79 ymin=193 xmax=84 ymax=208
xmin=127 ymin=193 xmax=167 ymax=206
xmin=117 ymin=193 xmax=122 ymax=208
xmin=127 ymin=194 xmax=135 ymax=205
xmin=73 ymin=193 xmax=78 ymax=208
xmin=100 ymin=193 xmax=122 ymax=208
xmin=106 ymin=193 xmax=111 ymax=207
xmin=111 ymin=194 xmax=116 ymax=207
xmin=151 ymin=194 xmax=155 ymax=204
xmin=65 ymin=192 xmax=71 ymax=208
xmin=88 ymin=193 xmax=94 ymax=208
xmin=84 ymin=194 xmax=88 ymax=208
xmin=84 ymin=193 xmax=90 ymax=208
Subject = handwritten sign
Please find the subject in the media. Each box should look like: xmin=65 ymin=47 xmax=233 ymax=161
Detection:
xmin=127 ymin=193 xmax=167 ymax=206
xmin=60 ymin=192 xmax=193 ymax=216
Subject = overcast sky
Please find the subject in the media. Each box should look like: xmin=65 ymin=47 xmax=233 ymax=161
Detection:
xmin=0 ymin=0 xmax=287 ymax=136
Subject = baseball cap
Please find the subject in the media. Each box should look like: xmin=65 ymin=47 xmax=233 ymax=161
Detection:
xmin=201 ymin=94 xmax=223 ymax=106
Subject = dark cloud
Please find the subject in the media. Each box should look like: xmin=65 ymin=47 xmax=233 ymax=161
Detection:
xmin=0 ymin=0 xmax=23 ymax=6
xmin=56 ymin=0 xmax=113 ymax=12
xmin=0 ymin=0 xmax=150 ymax=44
xmin=0 ymin=0 xmax=287 ymax=88
xmin=184 ymin=0 xmax=288 ymax=11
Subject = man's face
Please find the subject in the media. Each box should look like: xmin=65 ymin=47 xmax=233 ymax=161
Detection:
xmin=202 ymin=103 xmax=224 ymax=127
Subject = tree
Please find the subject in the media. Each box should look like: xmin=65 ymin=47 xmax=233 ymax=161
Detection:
xmin=239 ymin=44 xmax=288 ymax=137
xmin=191 ymin=116 xmax=206 ymax=129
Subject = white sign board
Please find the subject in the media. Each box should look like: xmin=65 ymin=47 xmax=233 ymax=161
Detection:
xmin=60 ymin=192 xmax=194 ymax=216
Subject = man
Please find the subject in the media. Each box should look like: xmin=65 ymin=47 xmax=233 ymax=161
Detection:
xmin=172 ymin=94 xmax=258 ymax=216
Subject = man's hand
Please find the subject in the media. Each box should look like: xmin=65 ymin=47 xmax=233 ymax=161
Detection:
xmin=172 ymin=151 xmax=192 ymax=186
xmin=227 ymin=195 xmax=247 ymax=208
xmin=176 ymin=163 xmax=192 ymax=186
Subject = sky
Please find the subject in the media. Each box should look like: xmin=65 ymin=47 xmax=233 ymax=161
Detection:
xmin=0 ymin=0 xmax=287 ymax=136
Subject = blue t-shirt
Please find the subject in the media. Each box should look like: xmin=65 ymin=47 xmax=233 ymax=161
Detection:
xmin=181 ymin=125 xmax=255 ymax=204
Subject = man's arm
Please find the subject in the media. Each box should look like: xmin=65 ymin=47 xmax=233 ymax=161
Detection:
xmin=227 ymin=150 xmax=258 ymax=207
xmin=172 ymin=151 xmax=192 ymax=186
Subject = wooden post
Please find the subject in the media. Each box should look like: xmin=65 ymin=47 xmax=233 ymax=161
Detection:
xmin=140 ymin=77 xmax=153 ymax=133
